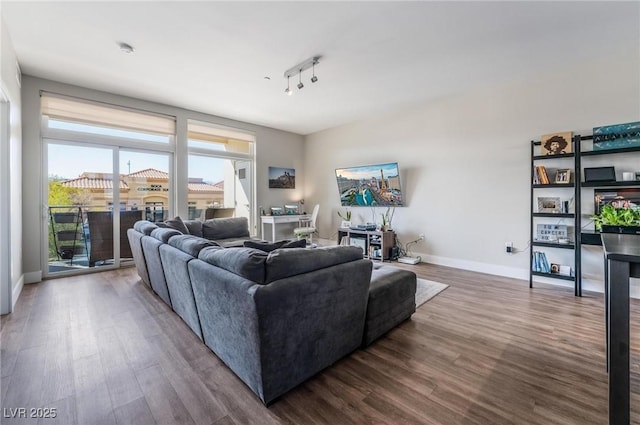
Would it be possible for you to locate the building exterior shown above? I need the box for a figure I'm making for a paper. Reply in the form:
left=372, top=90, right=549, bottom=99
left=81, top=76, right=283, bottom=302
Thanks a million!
left=60, top=168, right=224, bottom=220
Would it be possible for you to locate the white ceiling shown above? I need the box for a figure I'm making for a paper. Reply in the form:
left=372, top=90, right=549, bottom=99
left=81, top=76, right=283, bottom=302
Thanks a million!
left=2, top=1, right=638, bottom=135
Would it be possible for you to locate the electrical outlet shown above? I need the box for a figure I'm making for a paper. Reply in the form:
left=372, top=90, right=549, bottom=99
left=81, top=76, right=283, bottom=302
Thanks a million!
left=418, top=233, right=425, bottom=241
left=505, top=242, right=513, bottom=254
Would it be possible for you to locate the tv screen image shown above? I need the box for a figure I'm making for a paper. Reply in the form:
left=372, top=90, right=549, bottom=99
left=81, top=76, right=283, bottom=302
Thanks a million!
left=335, top=162, right=404, bottom=207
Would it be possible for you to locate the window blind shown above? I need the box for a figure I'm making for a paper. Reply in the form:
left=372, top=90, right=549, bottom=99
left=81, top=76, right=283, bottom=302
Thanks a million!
left=41, top=94, right=175, bottom=136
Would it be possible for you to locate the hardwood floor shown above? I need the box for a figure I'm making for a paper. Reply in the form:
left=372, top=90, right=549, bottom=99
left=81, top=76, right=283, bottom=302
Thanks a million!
left=1, top=263, right=637, bottom=424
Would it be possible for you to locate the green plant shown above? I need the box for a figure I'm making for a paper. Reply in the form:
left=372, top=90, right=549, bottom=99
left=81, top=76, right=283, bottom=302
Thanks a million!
left=591, top=204, right=640, bottom=230
left=380, top=207, right=395, bottom=229
left=337, top=208, right=352, bottom=221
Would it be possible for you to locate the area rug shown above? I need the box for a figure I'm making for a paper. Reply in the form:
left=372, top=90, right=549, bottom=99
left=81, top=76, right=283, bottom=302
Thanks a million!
left=415, top=278, right=448, bottom=308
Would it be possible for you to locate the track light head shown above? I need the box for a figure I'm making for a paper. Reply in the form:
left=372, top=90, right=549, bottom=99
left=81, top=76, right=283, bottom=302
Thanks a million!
left=283, top=56, right=320, bottom=95
left=285, top=76, right=292, bottom=95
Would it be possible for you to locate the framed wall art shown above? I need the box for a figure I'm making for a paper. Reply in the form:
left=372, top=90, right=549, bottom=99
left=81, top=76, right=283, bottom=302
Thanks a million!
left=268, top=167, right=295, bottom=189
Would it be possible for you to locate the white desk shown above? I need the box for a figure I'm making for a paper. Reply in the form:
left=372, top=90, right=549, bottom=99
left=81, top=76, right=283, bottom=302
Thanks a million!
left=261, top=214, right=308, bottom=242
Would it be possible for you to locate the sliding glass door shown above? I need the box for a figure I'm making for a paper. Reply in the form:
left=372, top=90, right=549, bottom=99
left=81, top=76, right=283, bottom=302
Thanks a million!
left=45, top=142, right=171, bottom=276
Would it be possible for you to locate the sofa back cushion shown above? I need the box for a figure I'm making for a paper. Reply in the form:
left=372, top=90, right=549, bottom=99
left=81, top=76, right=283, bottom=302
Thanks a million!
left=150, top=227, right=182, bottom=243
left=183, top=220, right=203, bottom=237
left=264, top=246, right=363, bottom=284
left=168, top=235, right=220, bottom=258
left=133, top=220, right=158, bottom=235
left=203, top=217, right=250, bottom=240
left=198, top=246, right=267, bottom=284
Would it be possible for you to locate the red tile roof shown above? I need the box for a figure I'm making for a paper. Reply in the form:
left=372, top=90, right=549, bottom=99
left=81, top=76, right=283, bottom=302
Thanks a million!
left=62, top=176, right=129, bottom=190
left=61, top=169, right=222, bottom=193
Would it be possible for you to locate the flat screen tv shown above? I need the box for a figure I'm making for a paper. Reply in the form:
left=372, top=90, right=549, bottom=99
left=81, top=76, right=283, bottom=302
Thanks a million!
left=335, top=162, right=404, bottom=207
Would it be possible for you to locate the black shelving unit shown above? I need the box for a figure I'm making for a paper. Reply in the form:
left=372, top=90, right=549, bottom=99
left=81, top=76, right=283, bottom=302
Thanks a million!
left=530, top=134, right=640, bottom=296
left=529, top=136, right=582, bottom=296
left=578, top=140, right=640, bottom=250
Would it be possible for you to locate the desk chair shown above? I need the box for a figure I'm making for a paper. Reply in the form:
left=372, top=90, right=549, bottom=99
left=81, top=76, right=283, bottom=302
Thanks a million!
left=293, top=204, right=319, bottom=243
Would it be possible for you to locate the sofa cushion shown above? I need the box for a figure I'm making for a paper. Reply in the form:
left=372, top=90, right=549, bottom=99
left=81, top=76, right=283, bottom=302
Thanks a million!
left=198, top=246, right=267, bottom=284
left=168, top=234, right=220, bottom=257
left=163, top=216, right=189, bottom=234
left=264, top=245, right=363, bottom=284
left=203, top=217, right=250, bottom=240
left=184, top=220, right=203, bottom=238
left=150, top=227, right=182, bottom=243
left=133, top=220, right=158, bottom=235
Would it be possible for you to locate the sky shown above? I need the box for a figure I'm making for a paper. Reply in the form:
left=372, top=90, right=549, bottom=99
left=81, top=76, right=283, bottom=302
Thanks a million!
left=48, top=144, right=225, bottom=183
left=268, top=167, right=295, bottom=179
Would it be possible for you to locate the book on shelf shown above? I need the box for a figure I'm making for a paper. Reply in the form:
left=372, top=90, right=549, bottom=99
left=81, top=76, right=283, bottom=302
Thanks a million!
left=536, top=166, right=550, bottom=184
left=532, top=251, right=551, bottom=273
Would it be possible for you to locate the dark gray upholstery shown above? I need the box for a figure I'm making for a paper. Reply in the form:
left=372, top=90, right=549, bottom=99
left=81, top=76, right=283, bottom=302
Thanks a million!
left=264, top=246, right=363, bottom=284
left=188, top=251, right=372, bottom=404
left=127, top=228, right=150, bottom=287
left=163, top=216, right=190, bottom=234
left=243, top=239, right=307, bottom=252
left=203, top=217, right=250, bottom=240
left=133, top=220, right=158, bottom=235
left=142, top=228, right=181, bottom=306
left=183, top=219, right=203, bottom=237
left=160, top=236, right=217, bottom=340
left=363, top=267, right=417, bottom=347
left=151, top=227, right=182, bottom=243
left=198, top=247, right=268, bottom=284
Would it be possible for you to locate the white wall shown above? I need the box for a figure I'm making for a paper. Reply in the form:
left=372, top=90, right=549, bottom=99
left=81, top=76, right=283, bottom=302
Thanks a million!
left=0, top=15, right=23, bottom=314
left=21, top=76, right=304, bottom=283
left=305, top=48, right=640, bottom=292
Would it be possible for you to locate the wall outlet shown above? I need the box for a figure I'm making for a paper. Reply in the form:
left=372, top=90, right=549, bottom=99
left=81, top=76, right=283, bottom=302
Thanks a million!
left=505, top=242, right=514, bottom=254
left=418, top=233, right=425, bottom=241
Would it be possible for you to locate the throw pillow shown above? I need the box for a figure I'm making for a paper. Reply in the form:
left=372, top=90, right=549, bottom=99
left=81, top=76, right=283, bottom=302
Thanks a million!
left=163, top=216, right=189, bottom=235
left=243, top=240, right=287, bottom=252
left=281, top=239, right=307, bottom=248
left=243, top=238, right=307, bottom=252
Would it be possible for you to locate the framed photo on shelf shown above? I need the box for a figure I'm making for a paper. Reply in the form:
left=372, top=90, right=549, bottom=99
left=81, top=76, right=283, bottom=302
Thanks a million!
left=541, top=132, right=573, bottom=155
left=537, top=197, right=561, bottom=213
left=554, top=168, right=571, bottom=184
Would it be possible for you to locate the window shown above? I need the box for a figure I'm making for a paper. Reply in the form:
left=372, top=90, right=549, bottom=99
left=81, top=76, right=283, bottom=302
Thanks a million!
left=187, top=120, right=255, bottom=229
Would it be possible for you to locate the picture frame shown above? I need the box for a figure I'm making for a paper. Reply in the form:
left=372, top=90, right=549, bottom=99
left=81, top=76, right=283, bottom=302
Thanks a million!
left=541, top=132, right=573, bottom=155
left=268, top=167, right=295, bottom=189
left=554, top=168, right=571, bottom=184
left=537, top=197, right=561, bottom=213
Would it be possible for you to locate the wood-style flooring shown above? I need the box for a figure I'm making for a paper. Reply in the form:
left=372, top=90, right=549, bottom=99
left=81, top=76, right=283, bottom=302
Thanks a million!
left=1, top=263, right=637, bottom=424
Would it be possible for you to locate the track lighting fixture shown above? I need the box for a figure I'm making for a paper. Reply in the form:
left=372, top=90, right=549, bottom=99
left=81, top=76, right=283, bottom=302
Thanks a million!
left=283, top=55, right=321, bottom=95
left=284, top=75, right=292, bottom=96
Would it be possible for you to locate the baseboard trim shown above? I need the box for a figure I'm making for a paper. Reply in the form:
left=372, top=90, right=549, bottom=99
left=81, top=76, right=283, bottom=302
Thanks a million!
left=24, top=270, right=42, bottom=284
left=415, top=251, right=640, bottom=298
left=11, top=275, right=24, bottom=310
left=417, top=252, right=527, bottom=280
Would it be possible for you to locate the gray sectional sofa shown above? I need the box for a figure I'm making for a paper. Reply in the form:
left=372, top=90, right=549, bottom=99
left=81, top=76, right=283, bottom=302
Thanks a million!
left=127, top=218, right=373, bottom=404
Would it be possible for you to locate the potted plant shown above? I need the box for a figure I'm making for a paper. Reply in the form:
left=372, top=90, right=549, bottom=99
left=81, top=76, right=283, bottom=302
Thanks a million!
left=337, top=208, right=352, bottom=228
left=591, top=204, right=640, bottom=234
left=380, top=207, right=395, bottom=232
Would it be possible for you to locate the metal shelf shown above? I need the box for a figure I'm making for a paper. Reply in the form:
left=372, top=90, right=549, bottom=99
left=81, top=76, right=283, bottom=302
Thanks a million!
left=533, top=213, right=575, bottom=218
left=532, top=241, right=575, bottom=250
left=531, top=271, right=575, bottom=282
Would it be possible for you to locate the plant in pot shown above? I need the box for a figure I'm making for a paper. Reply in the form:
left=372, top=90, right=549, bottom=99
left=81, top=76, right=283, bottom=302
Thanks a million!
left=591, top=204, right=640, bottom=234
left=337, top=208, right=352, bottom=228
left=380, top=207, right=395, bottom=232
